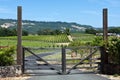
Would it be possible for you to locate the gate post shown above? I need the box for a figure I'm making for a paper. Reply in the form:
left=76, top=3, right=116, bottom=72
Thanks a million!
left=103, top=8, right=108, bottom=64
left=17, top=6, right=22, bottom=65
left=89, top=47, right=92, bottom=69
left=103, top=8, right=108, bottom=46
left=22, top=47, right=25, bottom=73
left=61, top=47, right=66, bottom=74
left=100, top=8, right=108, bottom=74
left=100, top=46, right=108, bottom=73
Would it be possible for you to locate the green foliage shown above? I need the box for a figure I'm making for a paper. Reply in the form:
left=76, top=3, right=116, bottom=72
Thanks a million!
left=0, top=27, right=28, bottom=37
left=85, top=28, right=97, bottom=34
left=69, top=40, right=85, bottom=47
left=37, top=28, right=71, bottom=35
left=22, top=35, right=69, bottom=43
left=107, top=37, right=120, bottom=64
left=0, top=35, right=70, bottom=47
left=22, top=30, right=29, bottom=36
left=69, top=34, right=104, bottom=47
left=37, top=29, right=62, bottom=35
left=108, top=27, right=120, bottom=34
left=90, top=36, right=104, bottom=46
left=0, top=27, right=15, bottom=36
left=0, top=46, right=15, bottom=66
left=71, top=33, right=95, bottom=43
left=64, top=28, right=70, bottom=35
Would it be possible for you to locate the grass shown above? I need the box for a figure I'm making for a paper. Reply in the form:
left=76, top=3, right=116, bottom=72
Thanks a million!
left=71, top=33, right=95, bottom=43
left=0, top=34, right=69, bottom=42
left=0, top=33, right=100, bottom=47
left=0, top=34, right=70, bottom=47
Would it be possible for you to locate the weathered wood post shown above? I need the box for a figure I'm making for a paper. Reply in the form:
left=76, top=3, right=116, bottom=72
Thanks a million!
left=61, top=47, right=66, bottom=74
left=22, top=47, right=25, bottom=73
left=103, top=8, right=108, bottom=45
left=89, top=47, right=92, bottom=69
left=17, top=6, right=22, bottom=65
left=100, top=8, right=108, bottom=73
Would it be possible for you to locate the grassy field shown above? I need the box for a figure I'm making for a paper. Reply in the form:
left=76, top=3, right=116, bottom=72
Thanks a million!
left=0, top=33, right=96, bottom=47
left=71, top=33, right=95, bottom=43
left=0, top=34, right=70, bottom=47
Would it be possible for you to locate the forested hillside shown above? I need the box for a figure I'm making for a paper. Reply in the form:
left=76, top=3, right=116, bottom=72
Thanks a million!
left=0, top=19, right=93, bottom=34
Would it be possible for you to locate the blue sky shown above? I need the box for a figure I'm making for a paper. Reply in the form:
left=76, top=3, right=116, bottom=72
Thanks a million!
left=0, top=0, right=120, bottom=28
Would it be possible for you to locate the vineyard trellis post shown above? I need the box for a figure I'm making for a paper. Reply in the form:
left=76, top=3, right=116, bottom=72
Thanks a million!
left=17, top=6, right=22, bottom=65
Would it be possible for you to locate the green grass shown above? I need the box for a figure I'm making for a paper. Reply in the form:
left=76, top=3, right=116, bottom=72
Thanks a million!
left=0, top=40, right=17, bottom=46
left=0, top=40, right=62, bottom=47
left=71, top=33, right=95, bottom=43
left=0, top=33, right=102, bottom=47
left=0, top=34, right=69, bottom=42
left=71, top=33, right=94, bottom=37
left=0, top=35, right=69, bottom=47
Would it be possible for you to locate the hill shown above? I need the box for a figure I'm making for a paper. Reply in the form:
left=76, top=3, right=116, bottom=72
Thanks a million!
left=0, top=19, right=93, bottom=34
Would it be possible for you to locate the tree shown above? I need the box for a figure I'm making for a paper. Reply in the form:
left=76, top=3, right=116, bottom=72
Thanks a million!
left=64, top=28, right=70, bottom=35
left=108, top=28, right=120, bottom=34
left=0, top=28, right=12, bottom=36
left=54, top=29, right=62, bottom=35
left=22, top=30, right=28, bottom=36
left=85, top=28, right=97, bottom=34
left=0, top=27, right=28, bottom=36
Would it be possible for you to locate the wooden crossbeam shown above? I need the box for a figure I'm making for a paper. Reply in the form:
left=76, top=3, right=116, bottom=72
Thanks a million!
left=67, top=48, right=98, bottom=74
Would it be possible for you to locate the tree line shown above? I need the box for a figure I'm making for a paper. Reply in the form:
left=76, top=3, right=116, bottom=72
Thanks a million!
left=85, top=27, right=120, bottom=34
left=0, top=27, right=28, bottom=37
left=37, top=28, right=70, bottom=35
left=0, top=27, right=70, bottom=36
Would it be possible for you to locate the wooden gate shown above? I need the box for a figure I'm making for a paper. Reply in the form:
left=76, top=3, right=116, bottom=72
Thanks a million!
left=22, top=46, right=101, bottom=75
left=22, top=47, right=63, bottom=75
left=64, top=46, right=101, bottom=74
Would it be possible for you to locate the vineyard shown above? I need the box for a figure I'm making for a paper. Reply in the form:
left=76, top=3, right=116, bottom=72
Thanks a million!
left=71, top=33, right=95, bottom=42
left=0, top=33, right=98, bottom=48
left=0, top=34, right=70, bottom=47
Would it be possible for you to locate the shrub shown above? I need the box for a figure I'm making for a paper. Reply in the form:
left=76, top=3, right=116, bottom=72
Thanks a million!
left=69, top=40, right=85, bottom=47
left=91, top=36, right=103, bottom=46
left=0, top=46, right=15, bottom=66
left=107, top=37, right=120, bottom=64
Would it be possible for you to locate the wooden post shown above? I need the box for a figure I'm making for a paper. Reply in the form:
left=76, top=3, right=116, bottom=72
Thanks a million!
left=22, top=47, right=25, bottom=73
left=103, top=8, right=108, bottom=46
left=61, top=47, right=66, bottom=75
left=100, top=46, right=108, bottom=73
left=89, top=47, right=92, bottom=69
left=103, top=8, right=108, bottom=64
left=17, top=6, right=22, bottom=65
left=100, top=8, right=108, bottom=74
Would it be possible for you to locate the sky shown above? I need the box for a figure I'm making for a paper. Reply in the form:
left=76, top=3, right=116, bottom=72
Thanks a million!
left=0, top=0, right=120, bottom=28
